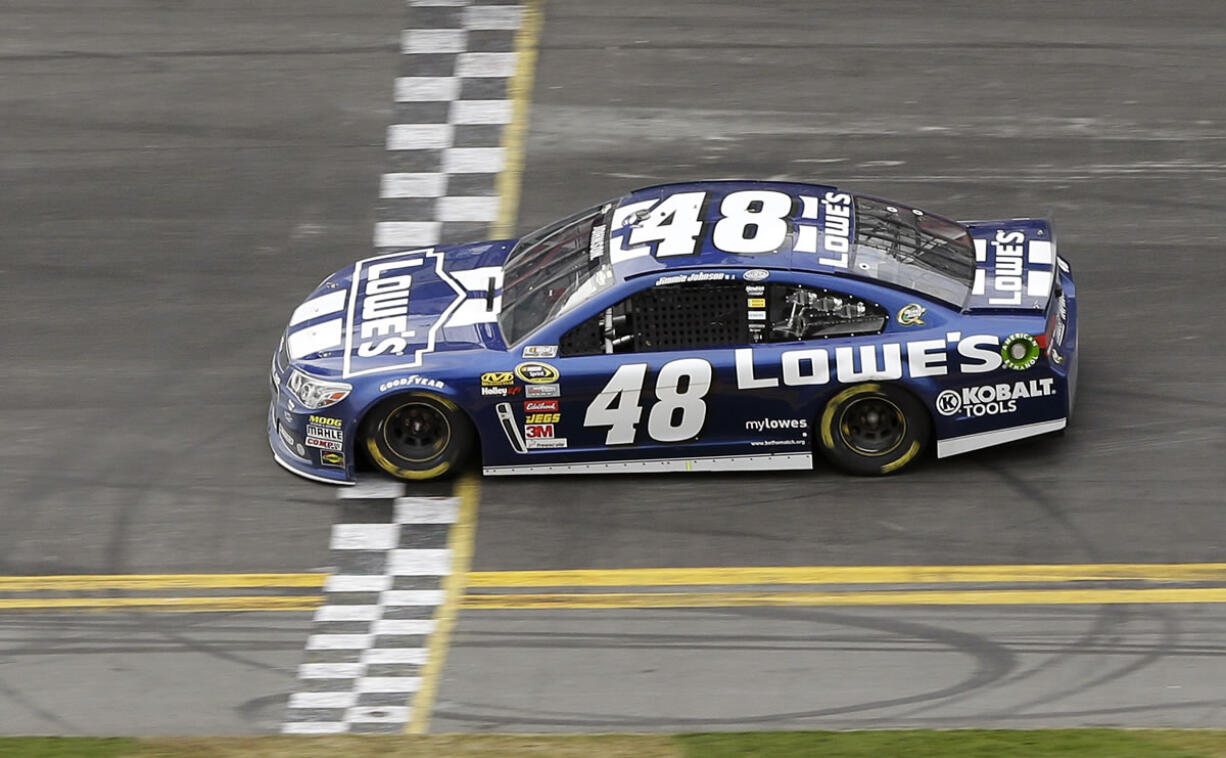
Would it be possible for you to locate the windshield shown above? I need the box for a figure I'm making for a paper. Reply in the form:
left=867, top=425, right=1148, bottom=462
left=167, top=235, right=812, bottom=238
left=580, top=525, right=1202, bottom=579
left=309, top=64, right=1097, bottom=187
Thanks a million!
left=498, top=204, right=612, bottom=345
left=851, top=196, right=976, bottom=306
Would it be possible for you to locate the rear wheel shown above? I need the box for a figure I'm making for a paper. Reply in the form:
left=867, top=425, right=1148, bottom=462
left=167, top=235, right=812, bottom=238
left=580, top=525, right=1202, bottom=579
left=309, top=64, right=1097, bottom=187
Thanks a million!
left=361, top=394, right=472, bottom=480
left=817, top=383, right=929, bottom=476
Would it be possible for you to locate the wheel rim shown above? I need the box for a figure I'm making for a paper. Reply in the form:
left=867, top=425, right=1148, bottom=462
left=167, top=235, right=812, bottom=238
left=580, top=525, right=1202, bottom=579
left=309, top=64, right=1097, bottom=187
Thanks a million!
left=382, top=402, right=451, bottom=463
left=838, top=396, right=906, bottom=456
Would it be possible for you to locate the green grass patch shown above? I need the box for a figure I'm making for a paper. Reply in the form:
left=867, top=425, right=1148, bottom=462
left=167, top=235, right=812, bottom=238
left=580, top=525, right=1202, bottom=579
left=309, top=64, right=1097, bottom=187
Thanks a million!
left=0, top=738, right=137, bottom=758
left=2, top=730, right=1226, bottom=758
left=676, top=730, right=1226, bottom=758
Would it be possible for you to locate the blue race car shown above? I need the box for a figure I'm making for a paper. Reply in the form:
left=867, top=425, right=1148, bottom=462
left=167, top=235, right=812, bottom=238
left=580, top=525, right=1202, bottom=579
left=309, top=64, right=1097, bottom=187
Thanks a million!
left=269, top=180, right=1077, bottom=484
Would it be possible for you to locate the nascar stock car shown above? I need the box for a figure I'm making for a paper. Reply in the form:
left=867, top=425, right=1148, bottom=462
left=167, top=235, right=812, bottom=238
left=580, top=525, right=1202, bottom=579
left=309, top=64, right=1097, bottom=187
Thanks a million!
left=269, top=180, right=1077, bottom=484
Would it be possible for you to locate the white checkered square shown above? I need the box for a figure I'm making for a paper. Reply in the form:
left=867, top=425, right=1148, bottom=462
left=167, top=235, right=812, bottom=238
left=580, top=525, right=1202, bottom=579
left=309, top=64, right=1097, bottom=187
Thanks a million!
left=402, top=29, right=468, bottom=54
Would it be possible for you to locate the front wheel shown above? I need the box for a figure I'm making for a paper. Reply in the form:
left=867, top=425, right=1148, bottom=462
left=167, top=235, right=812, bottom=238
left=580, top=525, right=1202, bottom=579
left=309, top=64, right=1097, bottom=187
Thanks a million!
left=361, top=394, right=473, bottom=480
left=817, top=383, right=929, bottom=476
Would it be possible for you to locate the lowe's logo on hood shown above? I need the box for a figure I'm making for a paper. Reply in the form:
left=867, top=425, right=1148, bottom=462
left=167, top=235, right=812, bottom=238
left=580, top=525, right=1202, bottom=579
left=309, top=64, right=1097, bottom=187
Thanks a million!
left=284, top=247, right=505, bottom=378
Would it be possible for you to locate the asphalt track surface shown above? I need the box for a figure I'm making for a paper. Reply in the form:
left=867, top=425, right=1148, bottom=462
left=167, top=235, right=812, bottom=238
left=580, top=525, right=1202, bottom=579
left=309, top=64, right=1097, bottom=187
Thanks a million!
left=4, top=0, right=1226, bottom=736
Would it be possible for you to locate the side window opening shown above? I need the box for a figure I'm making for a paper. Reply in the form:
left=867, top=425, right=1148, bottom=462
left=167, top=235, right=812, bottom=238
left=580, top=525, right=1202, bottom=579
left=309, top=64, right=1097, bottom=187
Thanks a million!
left=765, top=284, right=887, bottom=342
left=560, top=280, right=749, bottom=356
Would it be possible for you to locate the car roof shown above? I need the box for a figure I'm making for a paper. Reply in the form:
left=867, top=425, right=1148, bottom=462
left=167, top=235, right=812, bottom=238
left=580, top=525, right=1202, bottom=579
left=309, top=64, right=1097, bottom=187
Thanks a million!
left=606, top=180, right=842, bottom=282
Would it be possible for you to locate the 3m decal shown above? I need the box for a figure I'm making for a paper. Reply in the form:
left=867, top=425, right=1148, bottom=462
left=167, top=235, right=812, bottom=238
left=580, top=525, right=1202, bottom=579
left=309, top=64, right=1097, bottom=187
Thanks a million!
left=897, top=303, right=926, bottom=326
left=524, top=412, right=561, bottom=424
left=524, top=423, right=555, bottom=439
left=524, top=399, right=559, bottom=412
left=308, top=416, right=342, bottom=428
left=1000, top=333, right=1041, bottom=371
left=936, top=378, right=1056, bottom=418
left=379, top=374, right=445, bottom=392
left=521, top=345, right=558, bottom=359
left=320, top=451, right=345, bottom=468
left=585, top=359, right=712, bottom=445
left=515, top=362, right=560, bottom=384
left=525, top=383, right=561, bottom=398
left=481, top=371, right=514, bottom=387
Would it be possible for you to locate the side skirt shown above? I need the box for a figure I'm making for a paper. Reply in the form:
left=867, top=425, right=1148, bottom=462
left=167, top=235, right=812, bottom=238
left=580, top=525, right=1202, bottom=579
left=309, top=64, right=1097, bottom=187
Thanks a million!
left=936, top=418, right=1067, bottom=458
left=483, top=452, right=814, bottom=477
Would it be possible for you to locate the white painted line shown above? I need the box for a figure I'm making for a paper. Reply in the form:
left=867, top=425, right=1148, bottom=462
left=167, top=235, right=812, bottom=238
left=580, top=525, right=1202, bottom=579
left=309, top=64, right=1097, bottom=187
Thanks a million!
left=374, top=221, right=442, bottom=247
left=401, top=29, right=468, bottom=55
left=298, top=662, right=365, bottom=679
left=289, top=290, right=347, bottom=327
left=339, top=479, right=406, bottom=500
left=411, top=0, right=467, bottom=6
left=381, top=172, right=447, bottom=198
left=387, top=123, right=454, bottom=150
left=381, top=589, right=447, bottom=606
left=394, top=497, right=460, bottom=524
left=373, top=618, right=437, bottom=636
left=1027, top=270, right=1053, bottom=296
left=345, top=705, right=411, bottom=723
left=456, top=52, right=518, bottom=77
left=438, top=195, right=500, bottom=221
left=450, top=99, right=512, bottom=124
left=394, top=76, right=461, bottom=103
left=387, top=548, right=452, bottom=576
left=1028, top=239, right=1053, bottom=264
left=282, top=721, right=347, bottom=735
left=314, top=604, right=381, bottom=622
left=362, top=647, right=429, bottom=665
left=307, top=634, right=374, bottom=650
left=288, top=691, right=358, bottom=709
left=356, top=676, right=423, bottom=693
left=445, top=297, right=500, bottom=327
left=443, top=146, right=506, bottom=173
left=937, top=418, right=1067, bottom=458
left=324, top=574, right=392, bottom=593
left=462, top=6, right=523, bottom=29
left=330, top=523, right=401, bottom=551
left=286, top=318, right=343, bottom=360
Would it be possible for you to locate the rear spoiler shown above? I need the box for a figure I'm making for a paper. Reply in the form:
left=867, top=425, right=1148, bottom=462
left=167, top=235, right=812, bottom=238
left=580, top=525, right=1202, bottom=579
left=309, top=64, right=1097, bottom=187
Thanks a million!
left=960, top=218, right=1057, bottom=313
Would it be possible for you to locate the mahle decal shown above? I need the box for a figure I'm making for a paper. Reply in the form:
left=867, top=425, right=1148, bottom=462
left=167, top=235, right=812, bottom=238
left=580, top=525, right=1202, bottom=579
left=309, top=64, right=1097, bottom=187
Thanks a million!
left=897, top=303, right=926, bottom=326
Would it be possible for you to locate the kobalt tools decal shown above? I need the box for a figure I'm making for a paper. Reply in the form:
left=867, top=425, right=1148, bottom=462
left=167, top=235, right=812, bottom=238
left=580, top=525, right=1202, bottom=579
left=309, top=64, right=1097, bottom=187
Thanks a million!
left=935, top=378, right=1056, bottom=418
left=341, top=248, right=466, bottom=379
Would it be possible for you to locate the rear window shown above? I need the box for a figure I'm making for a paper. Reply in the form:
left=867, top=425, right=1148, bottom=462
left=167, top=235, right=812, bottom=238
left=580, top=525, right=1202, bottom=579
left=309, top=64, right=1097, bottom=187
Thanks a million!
left=852, top=196, right=976, bottom=306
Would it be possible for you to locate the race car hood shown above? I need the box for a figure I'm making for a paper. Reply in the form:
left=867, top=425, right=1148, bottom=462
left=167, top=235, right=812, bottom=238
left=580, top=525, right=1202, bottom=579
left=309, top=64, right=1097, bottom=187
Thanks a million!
left=283, top=239, right=515, bottom=378
left=962, top=218, right=1058, bottom=312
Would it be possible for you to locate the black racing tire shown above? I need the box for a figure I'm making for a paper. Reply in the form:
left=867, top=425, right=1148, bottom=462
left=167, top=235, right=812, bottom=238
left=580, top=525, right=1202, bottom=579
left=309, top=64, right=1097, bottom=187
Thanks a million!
left=360, top=393, right=473, bottom=481
left=816, top=383, right=929, bottom=476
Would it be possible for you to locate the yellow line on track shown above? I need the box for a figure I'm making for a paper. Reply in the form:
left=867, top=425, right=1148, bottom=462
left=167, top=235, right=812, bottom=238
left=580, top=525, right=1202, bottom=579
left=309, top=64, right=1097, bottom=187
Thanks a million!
left=0, top=573, right=326, bottom=591
left=465, top=563, right=1226, bottom=587
left=489, top=0, right=542, bottom=240
left=405, top=472, right=482, bottom=734
left=0, top=596, right=322, bottom=612
left=462, top=588, right=1226, bottom=609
